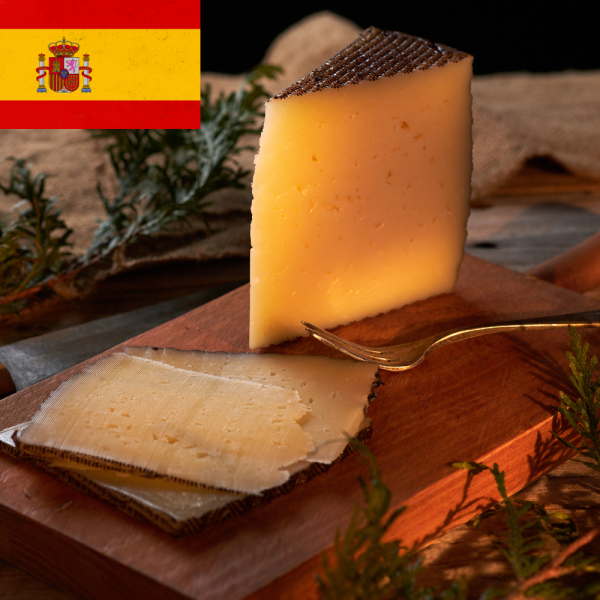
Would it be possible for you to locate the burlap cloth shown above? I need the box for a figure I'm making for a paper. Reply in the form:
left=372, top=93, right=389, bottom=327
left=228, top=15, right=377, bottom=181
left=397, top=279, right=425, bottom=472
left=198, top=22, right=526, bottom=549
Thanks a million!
left=2, top=11, right=599, bottom=280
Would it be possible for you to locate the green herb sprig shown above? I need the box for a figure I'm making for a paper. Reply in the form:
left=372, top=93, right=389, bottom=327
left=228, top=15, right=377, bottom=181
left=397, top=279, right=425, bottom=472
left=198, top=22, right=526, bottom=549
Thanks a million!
left=199, top=64, right=281, bottom=198
left=553, top=325, right=600, bottom=472
left=0, top=158, right=73, bottom=311
left=0, top=65, right=280, bottom=311
left=320, top=446, right=600, bottom=600
left=321, top=379, right=600, bottom=600
left=454, top=461, right=600, bottom=599
left=317, top=439, right=468, bottom=600
left=85, top=65, right=280, bottom=265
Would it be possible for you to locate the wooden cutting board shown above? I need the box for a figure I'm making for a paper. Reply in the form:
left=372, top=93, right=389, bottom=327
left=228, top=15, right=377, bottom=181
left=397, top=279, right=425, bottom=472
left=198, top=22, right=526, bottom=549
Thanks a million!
left=0, top=253, right=598, bottom=600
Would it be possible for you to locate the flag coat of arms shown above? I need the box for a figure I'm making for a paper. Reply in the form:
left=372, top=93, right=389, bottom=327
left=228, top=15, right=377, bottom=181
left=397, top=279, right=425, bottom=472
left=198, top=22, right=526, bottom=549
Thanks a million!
left=0, top=0, right=200, bottom=127
left=49, top=56, right=80, bottom=92
left=36, top=37, right=92, bottom=95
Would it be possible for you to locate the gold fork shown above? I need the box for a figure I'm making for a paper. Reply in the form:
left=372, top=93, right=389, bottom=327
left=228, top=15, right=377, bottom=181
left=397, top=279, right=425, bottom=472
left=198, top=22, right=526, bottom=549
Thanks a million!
left=302, top=310, right=600, bottom=371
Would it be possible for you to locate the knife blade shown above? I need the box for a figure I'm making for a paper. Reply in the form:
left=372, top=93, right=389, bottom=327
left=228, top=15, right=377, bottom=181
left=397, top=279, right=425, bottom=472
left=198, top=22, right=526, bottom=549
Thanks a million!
left=0, top=281, right=245, bottom=396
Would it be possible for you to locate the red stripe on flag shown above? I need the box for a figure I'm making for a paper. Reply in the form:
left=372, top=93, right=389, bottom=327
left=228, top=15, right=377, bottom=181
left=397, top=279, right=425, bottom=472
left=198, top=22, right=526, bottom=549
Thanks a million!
left=0, top=101, right=200, bottom=128
left=0, top=0, right=200, bottom=28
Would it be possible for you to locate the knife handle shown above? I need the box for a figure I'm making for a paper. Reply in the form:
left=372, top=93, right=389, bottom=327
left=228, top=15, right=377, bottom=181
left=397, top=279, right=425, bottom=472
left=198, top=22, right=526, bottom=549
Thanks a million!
left=0, top=362, right=16, bottom=398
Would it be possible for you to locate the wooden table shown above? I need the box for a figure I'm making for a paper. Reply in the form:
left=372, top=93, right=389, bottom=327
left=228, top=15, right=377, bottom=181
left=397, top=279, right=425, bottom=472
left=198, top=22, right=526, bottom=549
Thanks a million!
left=1, top=157, right=600, bottom=598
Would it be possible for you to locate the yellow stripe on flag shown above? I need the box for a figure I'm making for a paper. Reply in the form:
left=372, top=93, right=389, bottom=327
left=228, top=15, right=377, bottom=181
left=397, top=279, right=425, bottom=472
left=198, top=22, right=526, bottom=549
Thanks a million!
left=1, top=29, right=200, bottom=100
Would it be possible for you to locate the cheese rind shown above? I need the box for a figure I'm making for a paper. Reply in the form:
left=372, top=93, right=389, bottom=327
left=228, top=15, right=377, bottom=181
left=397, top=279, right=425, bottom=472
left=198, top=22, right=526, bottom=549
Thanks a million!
left=274, top=27, right=471, bottom=98
left=2, top=418, right=373, bottom=535
left=249, top=29, right=472, bottom=348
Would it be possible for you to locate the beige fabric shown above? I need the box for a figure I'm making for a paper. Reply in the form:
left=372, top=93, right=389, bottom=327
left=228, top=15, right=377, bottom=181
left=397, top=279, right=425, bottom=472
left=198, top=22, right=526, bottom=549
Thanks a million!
left=472, top=71, right=600, bottom=196
left=0, top=130, right=119, bottom=255
left=1, top=11, right=599, bottom=277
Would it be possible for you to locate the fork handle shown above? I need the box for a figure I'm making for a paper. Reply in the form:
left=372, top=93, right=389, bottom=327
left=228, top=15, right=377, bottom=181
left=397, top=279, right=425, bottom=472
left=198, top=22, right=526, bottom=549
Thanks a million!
left=430, top=309, right=600, bottom=351
left=499, top=309, right=600, bottom=327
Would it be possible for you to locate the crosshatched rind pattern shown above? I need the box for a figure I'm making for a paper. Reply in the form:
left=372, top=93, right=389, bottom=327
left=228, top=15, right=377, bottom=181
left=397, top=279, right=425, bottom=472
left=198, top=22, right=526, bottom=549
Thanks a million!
left=273, top=26, right=471, bottom=99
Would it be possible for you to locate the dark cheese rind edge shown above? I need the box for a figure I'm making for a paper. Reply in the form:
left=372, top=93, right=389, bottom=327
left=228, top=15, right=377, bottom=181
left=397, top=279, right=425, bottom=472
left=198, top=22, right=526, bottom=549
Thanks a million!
left=4, top=419, right=375, bottom=537
left=13, top=375, right=381, bottom=494
left=273, top=26, right=471, bottom=100
left=8, top=350, right=382, bottom=535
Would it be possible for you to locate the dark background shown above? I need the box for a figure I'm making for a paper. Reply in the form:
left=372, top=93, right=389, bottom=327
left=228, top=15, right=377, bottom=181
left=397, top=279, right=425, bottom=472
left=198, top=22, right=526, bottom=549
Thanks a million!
left=202, top=4, right=599, bottom=76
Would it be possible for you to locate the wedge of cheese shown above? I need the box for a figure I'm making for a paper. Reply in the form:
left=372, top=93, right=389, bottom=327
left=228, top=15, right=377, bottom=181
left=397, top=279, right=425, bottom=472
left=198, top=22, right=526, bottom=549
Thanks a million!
left=250, top=27, right=473, bottom=348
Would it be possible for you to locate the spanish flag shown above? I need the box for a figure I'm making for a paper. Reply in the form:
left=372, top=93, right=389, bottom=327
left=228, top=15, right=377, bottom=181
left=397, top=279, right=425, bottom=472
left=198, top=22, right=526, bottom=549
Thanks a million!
left=0, top=0, right=200, bottom=127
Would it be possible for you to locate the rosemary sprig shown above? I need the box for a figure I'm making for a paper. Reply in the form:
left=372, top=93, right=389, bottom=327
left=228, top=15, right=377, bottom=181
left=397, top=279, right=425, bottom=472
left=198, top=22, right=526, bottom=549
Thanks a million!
left=552, top=325, right=600, bottom=472
left=0, top=65, right=280, bottom=310
left=320, top=446, right=600, bottom=599
left=0, top=158, right=73, bottom=311
left=199, top=64, right=281, bottom=198
left=85, top=65, right=281, bottom=265
left=454, top=461, right=600, bottom=599
left=83, top=128, right=206, bottom=264
left=317, top=439, right=467, bottom=600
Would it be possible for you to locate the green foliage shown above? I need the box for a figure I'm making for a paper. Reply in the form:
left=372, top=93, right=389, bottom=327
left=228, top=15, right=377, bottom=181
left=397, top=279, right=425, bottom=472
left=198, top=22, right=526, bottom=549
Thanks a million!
left=553, top=325, right=600, bottom=472
left=454, top=462, right=600, bottom=599
left=317, top=439, right=468, bottom=600
left=86, top=65, right=280, bottom=263
left=320, top=329, right=600, bottom=598
left=0, top=65, right=280, bottom=307
left=455, top=462, right=572, bottom=579
left=319, top=444, right=600, bottom=600
left=199, top=64, right=281, bottom=198
left=0, top=158, right=73, bottom=310
left=84, top=128, right=209, bottom=263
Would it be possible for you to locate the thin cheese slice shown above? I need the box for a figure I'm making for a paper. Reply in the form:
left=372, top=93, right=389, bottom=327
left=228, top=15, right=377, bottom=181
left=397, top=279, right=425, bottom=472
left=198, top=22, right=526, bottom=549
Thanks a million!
left=17, top=354, right=314, bottom=494
left=13, top=351, right=378, bottom=527
left=0, top=423, right=245, bottom=527
left=81, top=468, right=242, bottom=521
left=3, top=417, right=371, bottom=535
left=124, top=347, right=378, bottom=463
left=250, top=27, right=473, bottom=348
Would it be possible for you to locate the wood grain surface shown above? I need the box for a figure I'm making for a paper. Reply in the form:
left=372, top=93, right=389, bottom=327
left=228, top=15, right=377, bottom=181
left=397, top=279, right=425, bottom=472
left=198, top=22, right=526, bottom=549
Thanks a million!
left=0, top=254, right=598, bottom=600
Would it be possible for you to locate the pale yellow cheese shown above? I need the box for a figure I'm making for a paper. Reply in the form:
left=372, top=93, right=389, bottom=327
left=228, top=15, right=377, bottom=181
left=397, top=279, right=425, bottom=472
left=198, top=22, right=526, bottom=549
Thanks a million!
left=3, top=416, right=371, bottom=530
left=124, top=347, right=377, bottom=463
left=250, top=58, right=473, bottom=348
left=18, top=351, right=378, bottom=496
left=0, top=423, right=244, bottom=523
left=52, top=459, right=245, bottom=522
left=83, top=468, right=242, bottom=521
left=19, top=353, right=314, bottom=494
left=7, top=347, right=377, bottom=527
